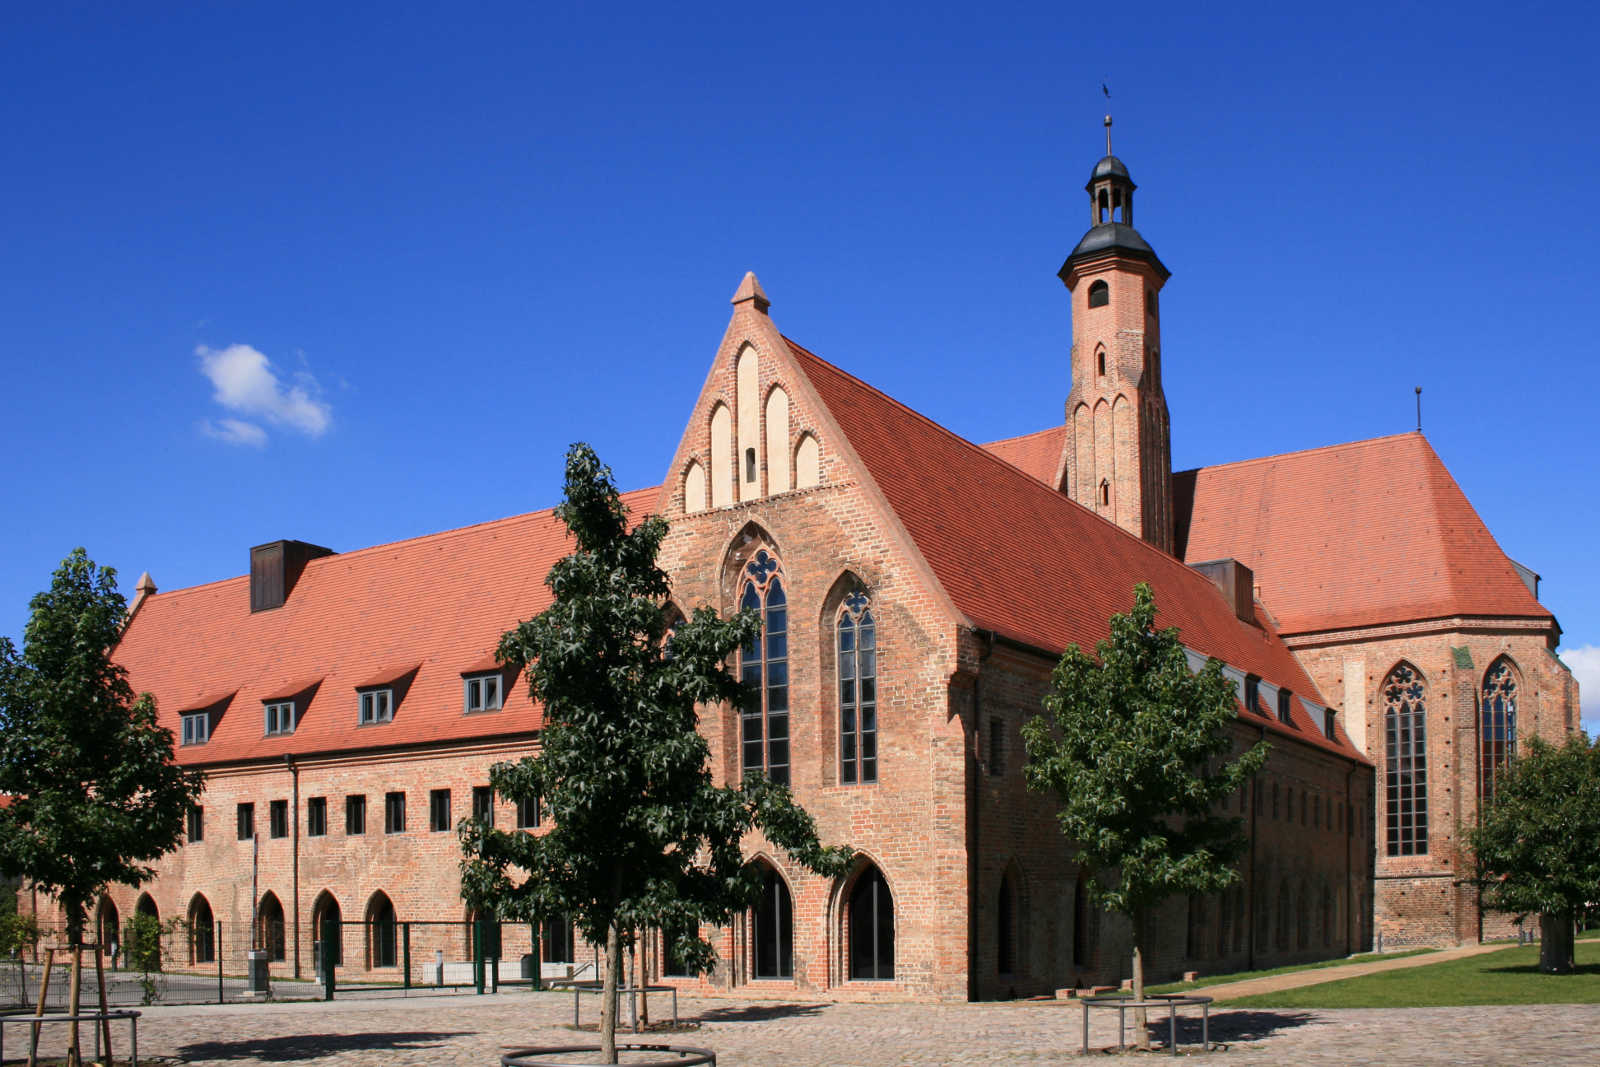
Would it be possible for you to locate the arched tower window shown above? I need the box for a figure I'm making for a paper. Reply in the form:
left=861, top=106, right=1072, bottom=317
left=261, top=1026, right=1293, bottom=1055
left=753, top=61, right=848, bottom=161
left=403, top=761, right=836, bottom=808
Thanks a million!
left=740, top=549, right=789, bottom=786
left=848, top=864, right=894, bottom=980
left=1088, top=279, right=1109, bottom=308
left=752, top=863, right=793, bottom=979
left=838, top=591, right=878, bottom=785
left=1383, top=663, right=1429, bottom=856
left=1099, top=480, right=1110, bottom=507
left=1480, top=659, right=1518, bottom=804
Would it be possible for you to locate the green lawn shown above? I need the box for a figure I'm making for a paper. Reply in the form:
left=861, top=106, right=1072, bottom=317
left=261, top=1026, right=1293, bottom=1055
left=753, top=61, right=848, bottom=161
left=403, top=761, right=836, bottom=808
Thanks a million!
left=1219, top=940, right=1600, bottom=1008
left=1146, top=949, right=1435, bottom=995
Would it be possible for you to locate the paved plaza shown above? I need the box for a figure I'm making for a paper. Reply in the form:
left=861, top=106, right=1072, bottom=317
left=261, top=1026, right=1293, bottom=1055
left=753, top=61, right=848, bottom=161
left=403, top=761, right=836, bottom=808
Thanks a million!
left=14, top=986, right=1596, bottom=1066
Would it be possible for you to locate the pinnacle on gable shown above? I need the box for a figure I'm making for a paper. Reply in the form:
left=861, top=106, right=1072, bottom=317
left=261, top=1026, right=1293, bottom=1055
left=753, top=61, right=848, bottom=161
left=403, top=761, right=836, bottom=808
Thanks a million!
left=730, top=271, right=771, bottom=314
left=136, top=571, right=157, bottom=595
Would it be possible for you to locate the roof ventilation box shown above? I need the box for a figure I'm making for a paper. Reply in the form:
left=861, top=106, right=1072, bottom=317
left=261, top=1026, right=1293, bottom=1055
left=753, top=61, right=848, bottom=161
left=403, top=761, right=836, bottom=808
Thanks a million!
left=250, top=540, right=334, bottom=612
left=1190, top=558, right=1255, bottom=626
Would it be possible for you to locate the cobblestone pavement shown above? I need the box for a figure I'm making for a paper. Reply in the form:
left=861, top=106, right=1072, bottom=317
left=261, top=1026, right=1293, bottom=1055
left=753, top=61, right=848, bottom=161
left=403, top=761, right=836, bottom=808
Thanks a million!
left=18, top=988, right=1596, bottom=1065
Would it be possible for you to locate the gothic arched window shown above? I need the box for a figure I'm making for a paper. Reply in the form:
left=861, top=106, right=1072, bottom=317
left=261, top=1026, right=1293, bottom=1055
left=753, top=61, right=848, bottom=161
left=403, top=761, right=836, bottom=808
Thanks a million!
left=838, top=591, right=878, bottom=785
left=752, top=863, right=793, bottom=979
left=740, top=550, right=789, bottom=786
left=1480, top=659, right=1518, bottom=804
left=849, top=865, right=894, bottom=980
left=1383, top=663, right=1429, bottom=856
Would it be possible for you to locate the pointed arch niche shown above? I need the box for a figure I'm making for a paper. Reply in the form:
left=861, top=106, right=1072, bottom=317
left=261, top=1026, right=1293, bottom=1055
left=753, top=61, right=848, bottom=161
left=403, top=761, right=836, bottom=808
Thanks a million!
left=682, top=459, right=707, bottom=515
left=257, top=891, right=286, bottom=961
left=794, top=432, right=821, bottom=489
left=189, top=894, right=215, bottom=964
left=312, top=891, right=343, bottom=967
left=365, top=891, right=398, bottom=969
left=845, top=861, right=894, bottom=981
left=709, top=403, right=733, bottom=508
left=736, top=344, right=760, bottom=502
left=765, top=385, right=791, bottom=493
left=749, top=860, right=794, bottom=980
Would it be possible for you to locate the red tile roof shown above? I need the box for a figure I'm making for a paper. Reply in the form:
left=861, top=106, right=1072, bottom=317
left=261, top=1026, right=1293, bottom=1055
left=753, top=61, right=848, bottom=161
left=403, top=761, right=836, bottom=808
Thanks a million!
left=1174, top=434, right=1550, bottom=636
left=115, top=488, right=658, bottom=766
left=981, top=425, right=1065, bottom=487
left=786, top=339, right=1364, bottom=761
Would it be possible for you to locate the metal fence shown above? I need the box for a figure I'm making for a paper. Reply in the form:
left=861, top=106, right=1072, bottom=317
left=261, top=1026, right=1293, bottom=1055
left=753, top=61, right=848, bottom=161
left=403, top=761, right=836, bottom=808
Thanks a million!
left=2, top=919, right=598, bottom=1008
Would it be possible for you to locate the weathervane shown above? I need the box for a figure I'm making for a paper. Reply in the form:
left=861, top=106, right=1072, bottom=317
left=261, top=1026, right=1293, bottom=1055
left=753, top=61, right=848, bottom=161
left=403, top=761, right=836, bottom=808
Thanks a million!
left=1415, top=386, right=1423, bottom=433
left=1102, top=80, right=1113, bottom=154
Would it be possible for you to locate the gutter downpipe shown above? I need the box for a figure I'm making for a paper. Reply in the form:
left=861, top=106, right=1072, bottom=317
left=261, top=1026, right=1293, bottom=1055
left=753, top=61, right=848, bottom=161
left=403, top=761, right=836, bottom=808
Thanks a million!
left=968, top=629, right=996, bottom=1002
left=1247, top=723, right=1265, bottom=972
left=286, top=753, right=301, bottom=978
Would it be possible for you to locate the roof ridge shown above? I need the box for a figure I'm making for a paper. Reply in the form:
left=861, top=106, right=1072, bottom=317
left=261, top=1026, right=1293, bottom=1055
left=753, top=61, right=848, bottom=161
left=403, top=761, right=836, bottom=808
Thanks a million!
left=140, top=486, right=661, bottom=604
left=784, top=336, right=1279, bottom=605
left=1175, top=431, right=1425, bottom=477
left=982, top=424, right=1064, bottom=447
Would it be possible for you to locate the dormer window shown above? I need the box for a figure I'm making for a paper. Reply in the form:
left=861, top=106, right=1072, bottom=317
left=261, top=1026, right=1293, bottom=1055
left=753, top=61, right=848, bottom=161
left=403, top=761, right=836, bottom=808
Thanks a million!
left=359, top=689, right=393, bottom=725
left=464, top=673, right=503, bottom=714
left=264, top=701, right=297, bottom=736
left=1245, top=675, right=1262, bottom=715
left=1277, top=688, right=1294, bottom=725
left=181, top=712, right=210, bottom=746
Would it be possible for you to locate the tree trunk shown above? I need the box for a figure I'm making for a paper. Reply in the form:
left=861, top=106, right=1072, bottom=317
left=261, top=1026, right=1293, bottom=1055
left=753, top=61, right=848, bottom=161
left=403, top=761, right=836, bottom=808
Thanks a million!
left=64, top=900, right=85, bottom=1067
left=1539, top=912, right=1575, bottom=974
left=600, top=922, right=622, bottom=1064
left=1131, top=909, right=1149, bottom=1052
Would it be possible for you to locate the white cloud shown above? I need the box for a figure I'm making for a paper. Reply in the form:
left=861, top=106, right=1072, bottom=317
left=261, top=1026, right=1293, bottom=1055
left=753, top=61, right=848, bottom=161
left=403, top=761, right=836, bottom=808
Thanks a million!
left=1562, top=644, right=1600, bottom=737
left=200, top=417, right=268, bottom=448
left=196, top=343, right=332, bottom=441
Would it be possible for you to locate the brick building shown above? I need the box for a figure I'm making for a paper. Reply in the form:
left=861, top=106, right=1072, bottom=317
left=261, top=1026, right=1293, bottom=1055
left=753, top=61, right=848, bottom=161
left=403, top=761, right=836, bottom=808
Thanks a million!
left=39, top=140, right=1575, bottom=999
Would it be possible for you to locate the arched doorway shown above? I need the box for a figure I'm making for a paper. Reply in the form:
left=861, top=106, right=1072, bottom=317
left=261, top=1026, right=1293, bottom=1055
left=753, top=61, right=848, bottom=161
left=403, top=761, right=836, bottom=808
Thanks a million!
left=311, top=892, right=343, bottom=967
left=95, top=898, right=120, bottom=952
left=132, top=894, right=161, bottom=970
left=847, top=864, right=893, bottom=981
left=135, top=894, right=158, bottom=921
left=188, top=895, right=215, bottom=964
left=257, top=892, right=286, bottom=962
left=751, top=863, right=793, bottom=979
left=366, top=892, right=397, bottom=969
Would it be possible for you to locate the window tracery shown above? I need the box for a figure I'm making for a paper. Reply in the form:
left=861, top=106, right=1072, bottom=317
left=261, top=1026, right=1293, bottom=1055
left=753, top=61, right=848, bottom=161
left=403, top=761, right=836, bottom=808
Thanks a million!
left=740, top=549, right=789, bottom=786
left=1480, top=659, right=1518, bottom=804
left=1383, top=663, right=1429, bottom=856
left=838, top=590, right=878, bottom=785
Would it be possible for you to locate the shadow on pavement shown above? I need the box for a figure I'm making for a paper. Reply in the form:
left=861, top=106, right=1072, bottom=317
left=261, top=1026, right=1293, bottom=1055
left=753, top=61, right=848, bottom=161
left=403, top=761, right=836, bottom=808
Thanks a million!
left=177, top=1030, right=475, bottom=1061
left=694, top=1002, right=829, bottom=1023
left=1203, top=1009, right=1318, bottom=1042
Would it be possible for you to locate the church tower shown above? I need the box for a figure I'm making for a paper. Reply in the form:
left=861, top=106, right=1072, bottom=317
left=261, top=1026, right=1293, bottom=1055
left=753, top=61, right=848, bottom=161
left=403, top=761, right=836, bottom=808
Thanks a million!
left=1058, top=118, right=1174, bottom=554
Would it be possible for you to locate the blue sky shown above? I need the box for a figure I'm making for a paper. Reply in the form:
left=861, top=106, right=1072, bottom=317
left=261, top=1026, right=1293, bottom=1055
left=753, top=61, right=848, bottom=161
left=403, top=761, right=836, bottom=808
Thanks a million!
left=2, top=3, right=1595, bottom=731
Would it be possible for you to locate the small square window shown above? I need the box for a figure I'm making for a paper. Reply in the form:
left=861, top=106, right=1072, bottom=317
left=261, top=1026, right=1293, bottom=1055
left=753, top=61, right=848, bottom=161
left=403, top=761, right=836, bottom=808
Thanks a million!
left=384, top=791, right=406, bottom=834
left=264, top=701, right=296, bottom=736
left=359, top=689, right=393, bottom=724
left=516, top=794, right=542, bottom=829
left=430, top=788, right=452, bottom=832
left=464, top=674, right=503, bottom=714
left=181, top=712, right=210, bottom=746
left=187, top=805, right=204, bottom=843
left=307, top=797, right=327, bottom=837
left=269, top=799, right=289, bottom=839
left=237, top=802, right=255, bottom=841
left=345, top=794, right=367, bottom=835
left=472, top=786, right=494, bottom=826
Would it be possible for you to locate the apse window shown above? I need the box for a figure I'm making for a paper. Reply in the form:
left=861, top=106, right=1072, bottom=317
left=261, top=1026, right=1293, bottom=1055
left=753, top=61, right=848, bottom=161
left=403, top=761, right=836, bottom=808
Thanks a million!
left=359, top=688, right=393, bottom=724
left=264, top=700, right=296, bottom=736
left=463, top=673, right=502, bottom=714
left=181, top=712, right=209, bottom=746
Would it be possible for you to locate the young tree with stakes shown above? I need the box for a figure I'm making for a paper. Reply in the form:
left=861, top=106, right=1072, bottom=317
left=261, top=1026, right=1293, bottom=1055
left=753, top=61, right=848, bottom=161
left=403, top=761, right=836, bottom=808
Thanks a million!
left=1022, top=583, right=1267, bottom=1049
left=1467, top=732, right=1600, bottom=974
left=0, top=549, right=204, bottom=1064
left=460, top=444, right=851, bottom=1064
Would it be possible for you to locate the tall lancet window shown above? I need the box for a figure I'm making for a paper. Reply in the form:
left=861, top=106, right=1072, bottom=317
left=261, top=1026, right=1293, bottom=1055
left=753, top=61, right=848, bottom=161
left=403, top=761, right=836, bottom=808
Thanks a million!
left=1480, top=659, right=1518, bottom=805
left=1383, top=663, right=1429, bottom=856
left=740, top=550, right=789, bottom=786
left=838, top=591, right=878, bottom=785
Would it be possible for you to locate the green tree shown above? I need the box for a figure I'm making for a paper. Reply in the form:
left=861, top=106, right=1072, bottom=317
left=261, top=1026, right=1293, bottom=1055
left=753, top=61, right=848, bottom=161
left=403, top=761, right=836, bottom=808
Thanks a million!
left=460, top=444, right=850, bottom=1064
left=1022, top=583, right=1267, bottom=1048
left=1466, top=732, right=1600, bottom=974
left=0, top=549, right=204, bottom=1029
